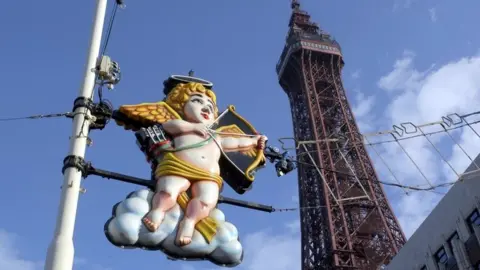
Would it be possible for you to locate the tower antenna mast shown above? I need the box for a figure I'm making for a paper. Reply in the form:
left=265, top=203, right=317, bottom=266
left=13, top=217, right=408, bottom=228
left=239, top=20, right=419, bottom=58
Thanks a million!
left=44, top=0, right=108, bottom=269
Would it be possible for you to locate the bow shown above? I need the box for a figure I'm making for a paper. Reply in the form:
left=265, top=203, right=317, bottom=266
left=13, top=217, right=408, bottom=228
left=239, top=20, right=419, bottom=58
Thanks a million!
left=208, top=105, right=268, bottom=194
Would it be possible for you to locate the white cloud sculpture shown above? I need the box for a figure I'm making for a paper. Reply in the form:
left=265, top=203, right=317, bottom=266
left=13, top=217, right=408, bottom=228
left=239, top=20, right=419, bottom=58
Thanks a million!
left=104, top=189, right=243, bottom=267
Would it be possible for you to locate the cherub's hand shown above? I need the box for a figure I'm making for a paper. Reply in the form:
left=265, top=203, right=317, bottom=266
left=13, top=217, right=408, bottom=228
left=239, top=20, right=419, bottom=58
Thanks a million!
left=192, top=123, right=210, bottom=138
left=257, top=135, right=268, bottom=150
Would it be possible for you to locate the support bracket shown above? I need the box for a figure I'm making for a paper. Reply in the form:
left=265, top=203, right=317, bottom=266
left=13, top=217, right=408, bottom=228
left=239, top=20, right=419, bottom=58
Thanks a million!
left=74, top=160, right=275, bottom=213
left=70, top=97, right=113, bottom=130
left=62, top=155, right=88, bottom=177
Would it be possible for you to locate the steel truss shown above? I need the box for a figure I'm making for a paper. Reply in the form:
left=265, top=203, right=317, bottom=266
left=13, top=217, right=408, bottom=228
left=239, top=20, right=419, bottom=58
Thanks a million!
left=279, top=46, right=406, bottom=269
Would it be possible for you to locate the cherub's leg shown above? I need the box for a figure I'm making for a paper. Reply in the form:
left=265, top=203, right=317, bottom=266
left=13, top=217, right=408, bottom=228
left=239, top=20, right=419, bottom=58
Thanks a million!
left=176, top=181, right=219, bottom=246
left=143, top=175, right=190, bottom=232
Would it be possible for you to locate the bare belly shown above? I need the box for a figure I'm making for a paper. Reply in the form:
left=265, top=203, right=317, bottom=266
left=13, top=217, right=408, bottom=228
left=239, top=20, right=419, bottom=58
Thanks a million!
left=173, top=135, right=221, bottom=175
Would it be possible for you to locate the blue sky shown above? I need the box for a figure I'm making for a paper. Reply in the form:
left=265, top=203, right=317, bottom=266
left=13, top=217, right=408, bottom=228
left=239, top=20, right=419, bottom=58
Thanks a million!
left=1, top=0, right=480, bottom=270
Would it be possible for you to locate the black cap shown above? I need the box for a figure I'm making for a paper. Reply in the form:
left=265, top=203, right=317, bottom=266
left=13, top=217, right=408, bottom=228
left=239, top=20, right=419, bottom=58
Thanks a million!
left=162, top=73, right=214, bottom=96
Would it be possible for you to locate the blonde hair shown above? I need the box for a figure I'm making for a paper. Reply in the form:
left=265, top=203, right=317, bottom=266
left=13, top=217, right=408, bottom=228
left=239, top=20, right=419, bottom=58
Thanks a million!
left=165, top=82, right=218, bottom=117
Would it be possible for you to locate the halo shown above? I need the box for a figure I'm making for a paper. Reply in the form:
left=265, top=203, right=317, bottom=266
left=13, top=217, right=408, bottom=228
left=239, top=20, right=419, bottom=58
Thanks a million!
left=163, top=74, right=214, bottom=96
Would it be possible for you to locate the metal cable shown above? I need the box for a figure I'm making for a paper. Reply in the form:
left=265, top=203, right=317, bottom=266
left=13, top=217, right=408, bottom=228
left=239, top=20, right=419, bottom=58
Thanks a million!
left=0, top=106, right=477, bottom=196
left=418, top=126, right=460, bottom=177
left=363, top=136, right=409, bottom=195
left=390, top=133, right=435, bottom=188
left=101, top=1, right=120, bottom=55
left=0, top=112, right=73, bottom=122
left=292, top=159, right=453, bottom=193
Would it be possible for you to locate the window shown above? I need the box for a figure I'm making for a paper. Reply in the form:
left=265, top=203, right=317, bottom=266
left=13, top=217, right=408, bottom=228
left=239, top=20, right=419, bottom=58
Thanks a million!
left=435, top=246, right=448, bottom=265
left=448, top=232, right=460, bottom=252
left=467, top=209, right=480, bottom=233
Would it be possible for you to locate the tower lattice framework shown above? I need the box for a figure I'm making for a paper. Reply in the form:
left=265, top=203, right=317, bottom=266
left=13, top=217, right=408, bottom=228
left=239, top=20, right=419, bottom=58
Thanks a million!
left=276, top=2, right=406, bottom=269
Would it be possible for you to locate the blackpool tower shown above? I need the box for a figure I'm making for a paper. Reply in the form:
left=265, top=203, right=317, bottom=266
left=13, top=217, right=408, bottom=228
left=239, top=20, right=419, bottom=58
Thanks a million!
left=276, top=1, right=406, bottom=269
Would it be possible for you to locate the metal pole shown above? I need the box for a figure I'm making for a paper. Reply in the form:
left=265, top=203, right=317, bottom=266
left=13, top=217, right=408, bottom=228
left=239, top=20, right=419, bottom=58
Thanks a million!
left=45, top=0, right=107, bottom=269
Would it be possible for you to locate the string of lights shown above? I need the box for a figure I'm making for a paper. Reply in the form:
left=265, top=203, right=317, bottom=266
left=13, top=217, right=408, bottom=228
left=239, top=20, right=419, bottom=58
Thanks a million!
left=279, top=110, right=480, bottom=198
left=292, top=159, right=451, bottom=193
left=3, top=109, right=478, bottom=139
left=0, top=107, right=478, bottom=200
left=279, top=111, right=480, bottom=151
left=291, top=142, right=466, bottom=197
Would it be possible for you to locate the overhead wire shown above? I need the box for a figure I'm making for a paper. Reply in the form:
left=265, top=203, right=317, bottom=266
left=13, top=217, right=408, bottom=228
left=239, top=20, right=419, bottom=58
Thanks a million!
left=363, top=135, right=410, bottom=195
left=417, top=125, right=460, bottom=177
left=276, top=113, right=480, bottom=155
left=365, top=119, right=480, bottom=147
left=273, top=201, right=369, bottom=212
left=0, top=104, right=478, bottom=200
left=281, top=110, right=480, bottom=199
left=0, top=112, right=73, bottom=122
left=390, top=133, right=435, bottom=188
left=279, top=119, right=480, bottom=151
left=291, top=159, right=450, bottom=194
left=293, top=145, right=458, bottom=196
left=101, top=0, right=121, bottom=56
left=2, top=109, right=478, bottom=141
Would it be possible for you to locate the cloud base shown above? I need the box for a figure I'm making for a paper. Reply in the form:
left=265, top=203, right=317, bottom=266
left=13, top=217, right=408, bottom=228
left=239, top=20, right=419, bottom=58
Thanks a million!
left=104, top=189, right=243, bottom=267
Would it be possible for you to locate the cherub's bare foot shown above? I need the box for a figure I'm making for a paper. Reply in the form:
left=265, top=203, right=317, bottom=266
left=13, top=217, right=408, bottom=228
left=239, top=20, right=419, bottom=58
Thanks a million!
left=142, top=217, right=159, bottom=232
left=177, top=236, right=192, bottom=246
left=175, top=219, right=195, bottom=246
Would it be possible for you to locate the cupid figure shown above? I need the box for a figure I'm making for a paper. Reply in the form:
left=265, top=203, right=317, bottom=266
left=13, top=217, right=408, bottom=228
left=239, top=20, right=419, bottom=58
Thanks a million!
left=116, top=82, right=267, bottom=246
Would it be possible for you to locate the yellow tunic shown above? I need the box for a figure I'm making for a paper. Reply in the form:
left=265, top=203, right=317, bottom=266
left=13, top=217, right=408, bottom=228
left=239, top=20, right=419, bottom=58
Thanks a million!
left=155, top=152, right=222, bottom=243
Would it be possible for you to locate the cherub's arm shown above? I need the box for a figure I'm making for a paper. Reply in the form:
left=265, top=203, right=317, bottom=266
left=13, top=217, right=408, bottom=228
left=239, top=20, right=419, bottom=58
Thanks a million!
left=220, top=135, right=267, bottom=152
left=162, top=120, right=202, bottom=136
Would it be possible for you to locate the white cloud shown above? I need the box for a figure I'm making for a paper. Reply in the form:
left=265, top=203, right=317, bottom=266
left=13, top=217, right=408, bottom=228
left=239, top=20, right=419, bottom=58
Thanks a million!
left=429, top=8, right=437, bottom=22
left=0, top=229, right=41, bottom=270
left=368, top=50, right=480, bottom=238
left=291, top=195, right=299, bottom=204
left=393, top=191, right=441, bottom=237
left=393, top=0, right=417, bottom=10
left=180, top=264, right=196, bottom=270
left=352, top=92, right=376, bottom=132
left=0, top=229, right=111, bottom=270
left=284, top=219, right=300, bottom=234
left=178, top=227, right=301, bottom=270
left=74, top=257, right=112, bottom=270
left=377, top=51, right=427, bottom=93
left=351, top=69, right=361, bottom=79
left=239, top=228, right=300, bottom=270
left=89, top=264, right=112, bottom=270
left=74, top=257, right=88, bottom=265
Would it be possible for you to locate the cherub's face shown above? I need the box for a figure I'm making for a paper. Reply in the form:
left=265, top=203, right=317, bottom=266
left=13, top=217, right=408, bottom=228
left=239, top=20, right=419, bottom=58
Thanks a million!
left=183, top=93, right=216, bottom=125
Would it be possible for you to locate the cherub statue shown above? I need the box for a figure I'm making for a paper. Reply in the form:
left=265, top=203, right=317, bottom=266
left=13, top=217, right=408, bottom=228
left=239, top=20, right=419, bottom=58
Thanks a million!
left=116, top=81, right=267, bottom=247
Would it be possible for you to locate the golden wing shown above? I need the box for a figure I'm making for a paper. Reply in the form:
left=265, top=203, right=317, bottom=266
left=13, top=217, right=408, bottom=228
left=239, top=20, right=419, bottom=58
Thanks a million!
left=216, top=124, right=258, bottom=158
left=115, top=101, right=181, bottom=131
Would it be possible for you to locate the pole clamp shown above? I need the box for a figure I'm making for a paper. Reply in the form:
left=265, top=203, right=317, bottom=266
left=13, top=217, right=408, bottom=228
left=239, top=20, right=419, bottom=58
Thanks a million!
left=62, top=155, right=90, bottom=178
left=70, top=97, right=113, bottom=130
left=72, top=97, right=95, bottom=113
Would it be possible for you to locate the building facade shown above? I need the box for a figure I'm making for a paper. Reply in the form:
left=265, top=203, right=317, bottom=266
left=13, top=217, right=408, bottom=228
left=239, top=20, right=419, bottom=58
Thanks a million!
left=388, top=155, right=480, bottom=270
